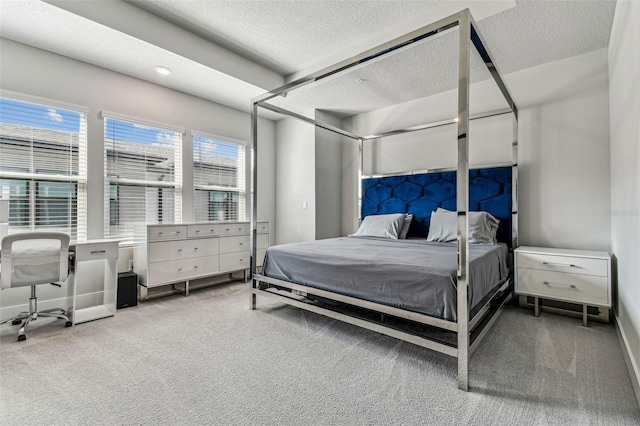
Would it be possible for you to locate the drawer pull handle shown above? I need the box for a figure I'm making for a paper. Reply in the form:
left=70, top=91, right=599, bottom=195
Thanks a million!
left=239, top=242, right=243, bottom=245
left=90, top=250, right=106, bottom=254
left=456, top=236, right=462, bottom=278
left=158, top=232, right=164, bottom=235
left=238, top=227, right=242, bottom=230
left=178, top=268, right=183, bottom=272
left=194, top=266, right=199, bottom=269
left=175, top=231, right=181, bottom=234
left=178, top=249, right=183, bottom=252
left=240, top=258, right=244, bottom=262
left=194, top=247, right=199, bottom=250
left=196, top=230, right=200, bottom=233
left=543, top=281, right=576, bottom=289
left=226, top=228, right=230, bottom=231
left=543, top=262, right=577, bottom=268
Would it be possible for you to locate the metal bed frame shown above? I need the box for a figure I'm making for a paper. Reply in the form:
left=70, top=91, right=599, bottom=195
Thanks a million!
left=249, top=9, right=518, bottom=391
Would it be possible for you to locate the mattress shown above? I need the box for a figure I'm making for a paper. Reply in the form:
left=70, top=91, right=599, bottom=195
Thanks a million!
left=263, top=236, right=509, bottom=321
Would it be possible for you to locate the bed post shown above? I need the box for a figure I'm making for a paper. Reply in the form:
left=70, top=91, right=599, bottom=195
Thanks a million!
left=512, top=113, right=519, bottom=248
left=250, top=101, right=258, bottom=310
left=358, top=138, right=364, bottom=226
left=456, top=9, right=471, bottom=392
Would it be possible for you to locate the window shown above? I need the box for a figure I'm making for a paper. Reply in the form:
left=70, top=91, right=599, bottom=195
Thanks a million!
left=0, top=96, right=87, bottom=240
left=193, top=133, right=246, bottom=222
left=103, top=113, right=182, bottom=244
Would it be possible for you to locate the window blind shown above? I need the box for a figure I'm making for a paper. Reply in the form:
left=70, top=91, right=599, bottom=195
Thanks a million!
left=193, top=133, right=246, bottom=222
left=104, top=115, right=182, bottom=244
left=0, top=97, right=87, bottom=241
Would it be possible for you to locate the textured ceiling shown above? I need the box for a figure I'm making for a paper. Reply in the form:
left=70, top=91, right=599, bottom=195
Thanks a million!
left=129, top=0, right=448, bottom=76
left=0, top=0, right=617, bottom=119
left=283, top=0, right=617, bottom=115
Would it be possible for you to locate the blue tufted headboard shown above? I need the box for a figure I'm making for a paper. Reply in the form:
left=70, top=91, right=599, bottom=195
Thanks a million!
left=361, top=166, right=513, bottom=248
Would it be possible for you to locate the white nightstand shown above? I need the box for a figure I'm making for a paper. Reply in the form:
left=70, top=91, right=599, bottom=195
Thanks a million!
left=514, top=246, right=611, bottom=326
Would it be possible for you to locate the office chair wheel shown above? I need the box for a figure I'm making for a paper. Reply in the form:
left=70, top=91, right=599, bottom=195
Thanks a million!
left=65, top=321, right=72, bottom=327
left=11, top=319, right=22, bottom=325
left=17, top=335, right=26, bottom=341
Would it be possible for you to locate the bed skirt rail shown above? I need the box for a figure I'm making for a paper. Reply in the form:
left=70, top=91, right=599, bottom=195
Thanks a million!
left=253, top=273, right=458, bottom=332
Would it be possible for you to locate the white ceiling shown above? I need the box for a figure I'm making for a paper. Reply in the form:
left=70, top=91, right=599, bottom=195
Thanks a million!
left=0, top=0, right=617, bottom=119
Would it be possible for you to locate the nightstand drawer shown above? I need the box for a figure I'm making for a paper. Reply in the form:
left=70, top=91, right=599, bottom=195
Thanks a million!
left=517, top=268, right=609, bottom=306
left=516, top=252, right=607, bottom=277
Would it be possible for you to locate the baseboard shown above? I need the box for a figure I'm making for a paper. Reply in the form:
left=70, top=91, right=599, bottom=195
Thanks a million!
left=614, top=315, right=640, bottom=409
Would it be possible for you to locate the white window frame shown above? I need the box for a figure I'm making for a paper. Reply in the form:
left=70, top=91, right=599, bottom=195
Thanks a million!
left=102, top=111, right=183, bottom=244
left=0, top=90, right=88, bottom=241
left=192, top=131, right=247, bottom=222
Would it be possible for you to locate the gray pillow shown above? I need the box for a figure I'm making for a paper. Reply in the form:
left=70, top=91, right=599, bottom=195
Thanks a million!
left=427, top=209, right=499, bottom=244
left=426, top=211, right=457, bottom=242
left=351, top=213, right=406, bottom=239
left=399, top=214, right=413, bottom=239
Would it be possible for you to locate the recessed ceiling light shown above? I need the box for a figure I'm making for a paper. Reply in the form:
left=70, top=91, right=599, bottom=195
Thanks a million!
left=356, top=78, right=366, bottom=83
left=154, top=66, right=172, bottom=76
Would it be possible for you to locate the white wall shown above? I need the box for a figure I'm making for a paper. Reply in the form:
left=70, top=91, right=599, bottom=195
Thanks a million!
left=0, top=39, right=276, bottom=316
left=315, top=110, right=344, bottom=240
left=274, top=116, right=315, bottom=244
left=609, top=0, right=640, bottom=406
left=343, top=49, right=611, bottom=251
left=0, top=39, right=275, bottom=236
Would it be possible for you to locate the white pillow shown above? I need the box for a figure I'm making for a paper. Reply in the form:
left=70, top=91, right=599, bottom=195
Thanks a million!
left=351, top=213, right=406, bottom=239
left=399, top=214, right=413, bottom=239
left=427, top=209, right=499, bottom=244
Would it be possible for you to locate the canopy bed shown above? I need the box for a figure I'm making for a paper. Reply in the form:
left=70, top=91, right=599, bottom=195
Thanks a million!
left=248, top=9, right=518, bottom=391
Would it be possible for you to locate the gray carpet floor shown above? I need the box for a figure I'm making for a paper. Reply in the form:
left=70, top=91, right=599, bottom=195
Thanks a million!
left=1, top=281, right=638, bottom=425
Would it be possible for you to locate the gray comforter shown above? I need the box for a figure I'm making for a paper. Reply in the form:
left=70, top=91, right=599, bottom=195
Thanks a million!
left=263, top=236, right=509, bottom=321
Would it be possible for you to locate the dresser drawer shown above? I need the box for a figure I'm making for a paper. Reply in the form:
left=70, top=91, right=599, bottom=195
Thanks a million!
left=215, top=222, right=249, bottom=236
left=74, top=241, right=119, bottom=261
left=219, top=235, right=250, bottom=254
left=149, top=238, right=219, bottom=262
left=147, top=255, right=220, bottom=286
left=220, top=251, right=250, bottom=272
left=517, top=268, right=609, bottom=306
left=187, top=224, right=220, bottom=238
left=256, top=233, right=269, bottom=249
left=516, top=252, right=607, bottom=277
left=257, top=222, right=269, bottom=234
left=148, top=225, right=187, bottom=241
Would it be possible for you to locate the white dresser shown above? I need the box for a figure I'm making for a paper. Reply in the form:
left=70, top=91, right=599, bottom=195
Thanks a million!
left=514, top=246, right=611, bottom=325
left=134, top=221, right=269, bottom=299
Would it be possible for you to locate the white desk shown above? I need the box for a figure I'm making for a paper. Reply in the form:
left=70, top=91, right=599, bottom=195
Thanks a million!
left=0, top=238, right=119, bottom=324
left=70, top=240, right=119, bottom=325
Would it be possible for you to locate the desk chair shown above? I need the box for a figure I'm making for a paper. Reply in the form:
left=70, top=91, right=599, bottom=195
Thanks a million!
left=0, top=232, right=73, bottom=341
